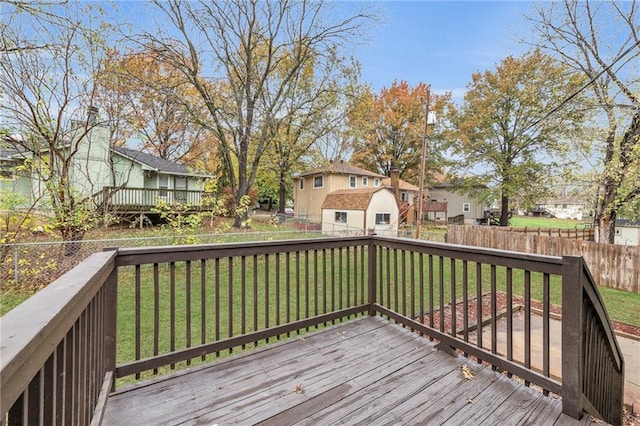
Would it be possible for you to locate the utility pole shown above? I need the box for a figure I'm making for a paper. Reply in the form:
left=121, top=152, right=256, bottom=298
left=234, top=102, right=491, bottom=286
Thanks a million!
left=416, top=86, right=432, bottom=240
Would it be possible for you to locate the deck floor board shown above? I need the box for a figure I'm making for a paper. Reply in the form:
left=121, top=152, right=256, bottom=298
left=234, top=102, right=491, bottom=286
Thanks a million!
left=103, top=316, right=602, bottom=426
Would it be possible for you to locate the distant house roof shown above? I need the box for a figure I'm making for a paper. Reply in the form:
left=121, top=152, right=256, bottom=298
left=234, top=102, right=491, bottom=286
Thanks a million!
left=430, top=180, right=487, bottom=190
left=296, top=161, right=385, bottom=179
left=381, top=177, right=419, bottom=192
left=322, top=187, right=393, bottom=211
left=113, top=146, right=209, bottom=177
left=616, top=219, right=640, bottom=227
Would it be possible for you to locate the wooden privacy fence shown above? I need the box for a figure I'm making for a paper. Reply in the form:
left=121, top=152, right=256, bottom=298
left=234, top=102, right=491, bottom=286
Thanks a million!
left=447, top=225, right=639, bottom=293
left=499, top=226, right=594, bottom=241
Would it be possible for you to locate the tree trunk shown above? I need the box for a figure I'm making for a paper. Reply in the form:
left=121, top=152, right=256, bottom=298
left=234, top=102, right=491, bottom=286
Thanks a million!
left=500, top=195, right=510, bottom=226
left=278, top=170, right=287, bottom=214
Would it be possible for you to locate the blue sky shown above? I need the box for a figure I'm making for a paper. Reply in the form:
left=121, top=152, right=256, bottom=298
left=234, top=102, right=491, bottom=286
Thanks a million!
left=112, top=1, right=536, bottom=102
left=347, top=1, right=536, bottom=99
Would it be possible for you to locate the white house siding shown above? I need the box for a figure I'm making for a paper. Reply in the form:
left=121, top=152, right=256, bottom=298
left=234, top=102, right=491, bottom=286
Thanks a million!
left=366, top=190, right=399, bottom=234
left=321, top=209, right=366, bottom=235
left=614, top=226, right=640, bottom=246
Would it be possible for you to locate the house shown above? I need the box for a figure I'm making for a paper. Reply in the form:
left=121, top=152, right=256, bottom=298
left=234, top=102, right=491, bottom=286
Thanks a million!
left=536, top=197, right=590, bottom=220
left=321, top=187, right=399, bottom=235
left=293, top=161, right=387, bottom=223
left=381, top=173, right=419, bottom=224
left=427, top=181, right=490, bottom=224
left=1, top=123, right=211, bottom=215
left=614, top=219, right=640, bottom=246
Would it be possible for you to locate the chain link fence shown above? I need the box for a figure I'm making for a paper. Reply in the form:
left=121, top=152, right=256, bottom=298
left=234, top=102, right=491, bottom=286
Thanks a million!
left=0, top=230, right=326, bottom=290
left=1, top=224, right=446, bottom=292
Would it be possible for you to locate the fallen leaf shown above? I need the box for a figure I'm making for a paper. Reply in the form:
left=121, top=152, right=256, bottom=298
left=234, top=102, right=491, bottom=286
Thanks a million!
left=460, top=364, right=476, bottom=380
left=294, top=384, right=304, bottom=394
left=467, top=398, right=475, bottom=404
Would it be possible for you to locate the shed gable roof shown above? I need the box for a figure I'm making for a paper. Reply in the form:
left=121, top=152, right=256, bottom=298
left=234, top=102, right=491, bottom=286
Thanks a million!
left=322, top=187, right=394, bottom=211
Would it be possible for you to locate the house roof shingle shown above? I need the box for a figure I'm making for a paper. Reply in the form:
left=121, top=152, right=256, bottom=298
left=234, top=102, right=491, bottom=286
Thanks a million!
left=297, top=161, right=385, bottom=179
left=113, top=146, right=208, bottom=177
left=322, top=187, right=392, bottom=211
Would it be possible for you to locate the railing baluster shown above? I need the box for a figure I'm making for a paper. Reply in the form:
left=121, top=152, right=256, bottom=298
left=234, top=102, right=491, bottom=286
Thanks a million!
left=241, top=256, right=246, bottom=347
left=200, top=259, right=206, bottom=361
left=543, top=272, right=550, bottom=395
left=186, top=260, right=192, bottom=364
left=386, top=247, right=391, bottom=312
left=451, top=258, right=456, bottom=336
left=462, top=260, right=469, bottom=354
left=401, top=250, right=406, bottom=317
left=322, top=249, right=327, bottom=319
left=476, top=262, right=483, bottom=362
left=524, top=269, right=531, bottom=386
left=410, top=251, right=415, bottom=322
left=297, top=251, right=302, bottom=326
left=419, top=253, right=425, bottom=331
left=228, top=257, right=234, bottom=353
left=153, top=263, right=159, bottom=374
left=394, top=248, right=399, bottom=315
left=506, top=267, right=513, bottom=376
left=276, top=253, right=281, bottom=334
left=338, top=248, right=343, bottom=312
left=346, top=247, right=350, bottom=313
left=428, top=254, right=434, bottom=334
left=214, top=258, right=220, bottom=356
left=265, top=254, right=270, bottom=342
left=314, top=249, right=319, bottom=322
left=253, top=255, right=258, bottom=346
left=354, top=246, right=358, bottom=308
left=170, top=262, right=176, bottom=369
left=286, top=252, right=291, bottom=330
left=135, top=265, right=141, bottom=376
left=491, top=264, right=497, bottom=363
left=439, top=256, right=444, bottom=333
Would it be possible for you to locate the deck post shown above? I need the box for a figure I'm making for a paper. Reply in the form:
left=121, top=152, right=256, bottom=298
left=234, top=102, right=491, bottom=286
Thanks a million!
left=104, top=249, right=119, bottom=392
left=561, top=255, right=584, bottom=420
left=368, top=238, right=377, bottom=316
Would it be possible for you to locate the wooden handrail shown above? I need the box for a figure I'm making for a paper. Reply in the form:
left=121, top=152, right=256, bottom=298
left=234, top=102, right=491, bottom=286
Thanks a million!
left=0, top=237, right=624, bottom=425
left=0, top=250, right=117, bottom=423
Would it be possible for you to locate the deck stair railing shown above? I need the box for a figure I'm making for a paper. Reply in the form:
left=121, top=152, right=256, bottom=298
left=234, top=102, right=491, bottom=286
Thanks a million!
left=0, top=236, right=624, bottom=425
left=96, top=186, right=215, bottom=211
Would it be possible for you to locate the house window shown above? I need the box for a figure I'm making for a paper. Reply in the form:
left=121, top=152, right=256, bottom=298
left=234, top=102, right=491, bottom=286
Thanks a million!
left=401, top=192, right=408, bottom=202
left=299, top=179, right=304, bottom=190
left=349, top=176, right=356, bottom=188
left=375, top=213, right=390, bottom=225
left=373, top=178, right=380, bottom=187
left=362, top=177, right=368, bottom=186
left=158, top=175, right=169, bottom=197
left=463, top=203, right=470, bottom=212
left=313, top=175, right=323, bottom=188
left=335, top=211, right=347, bottom=223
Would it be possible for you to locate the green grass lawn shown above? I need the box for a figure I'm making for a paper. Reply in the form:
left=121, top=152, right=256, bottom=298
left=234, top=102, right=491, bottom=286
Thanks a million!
left=509, top=216, right=590, bottom=229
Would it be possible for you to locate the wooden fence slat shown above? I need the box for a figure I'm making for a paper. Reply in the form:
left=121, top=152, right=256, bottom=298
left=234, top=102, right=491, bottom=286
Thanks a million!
left=447, top=225, right=639, bottom=292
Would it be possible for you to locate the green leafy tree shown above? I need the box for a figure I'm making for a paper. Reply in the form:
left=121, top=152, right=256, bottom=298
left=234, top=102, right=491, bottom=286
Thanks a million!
left=529, top=0, right=640, bottom=243
left=450, top=50, right=589, bottom=226
left=141, top=0, right=374, bottom=227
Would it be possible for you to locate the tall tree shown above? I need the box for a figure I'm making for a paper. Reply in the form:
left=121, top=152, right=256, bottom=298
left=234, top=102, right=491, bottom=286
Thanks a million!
left=0, top=2, right=111, bottom=245
left=139, top=0, right=373, bottom=227
left=450, top=50, right=589, bottom=226
left=348, top=80, right=452, bottom=182
left=528, top=0, right=640, bottom=243
left=96, top=47, right=216, bottom=166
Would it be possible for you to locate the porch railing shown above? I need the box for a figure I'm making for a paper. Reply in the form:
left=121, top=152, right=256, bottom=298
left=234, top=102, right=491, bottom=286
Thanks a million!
left=96, top=186, right=214, bottom=211
left=0, top=237, right=624, bottom=425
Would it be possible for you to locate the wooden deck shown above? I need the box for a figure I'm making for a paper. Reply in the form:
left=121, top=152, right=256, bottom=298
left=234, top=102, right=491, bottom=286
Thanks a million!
left=102, top=316, right=600, bottom=426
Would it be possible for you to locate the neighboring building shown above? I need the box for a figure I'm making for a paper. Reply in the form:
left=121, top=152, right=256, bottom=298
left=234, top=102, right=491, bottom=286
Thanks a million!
left=536, top=197, right=590, bottom=220
left=614, top=219, right=640, bottom=246
left=381, top=173, right=419, bottom=224
left=1, top=124, right=211, bottom=215
left=427, top=181, right=490, bottom=225
left=293, top=161, right=386, bottom=223
left=321, top=187, right=399, bottom=236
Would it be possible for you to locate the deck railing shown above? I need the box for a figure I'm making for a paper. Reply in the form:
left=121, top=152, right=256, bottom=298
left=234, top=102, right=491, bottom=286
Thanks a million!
left=97, top=186, right=214, bottom=211
left=0, top=236, right=624, bottom=425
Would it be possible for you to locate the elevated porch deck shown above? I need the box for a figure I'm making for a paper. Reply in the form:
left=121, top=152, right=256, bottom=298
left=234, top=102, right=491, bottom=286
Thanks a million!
left=104, top=316, right=598, bottom=425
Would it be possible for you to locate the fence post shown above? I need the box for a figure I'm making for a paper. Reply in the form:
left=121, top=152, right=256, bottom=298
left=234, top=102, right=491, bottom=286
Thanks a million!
left=368, top=238, right=377, bottom=316
left=562, top=255, right=584, bottom=420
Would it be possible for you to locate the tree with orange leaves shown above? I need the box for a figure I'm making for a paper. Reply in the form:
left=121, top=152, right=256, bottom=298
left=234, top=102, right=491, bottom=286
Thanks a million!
left=348, top=80, right=452, bottom=182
